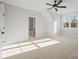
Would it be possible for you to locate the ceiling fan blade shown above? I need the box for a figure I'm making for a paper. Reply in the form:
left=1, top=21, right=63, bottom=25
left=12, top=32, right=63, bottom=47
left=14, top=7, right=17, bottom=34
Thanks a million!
left=48, top=7, right=53, bottom=10
left=55, top=8, right=58, bottom=11
left=46, top=3, right=53, bottom=6
left=57, top=6, right=66, bottom=8
left=57, top=0, right=62, bottom=5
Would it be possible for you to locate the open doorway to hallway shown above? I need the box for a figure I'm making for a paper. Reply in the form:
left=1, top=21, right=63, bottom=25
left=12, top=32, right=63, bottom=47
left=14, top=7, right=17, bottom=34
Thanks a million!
left=28, top=17, right=36, bottom=41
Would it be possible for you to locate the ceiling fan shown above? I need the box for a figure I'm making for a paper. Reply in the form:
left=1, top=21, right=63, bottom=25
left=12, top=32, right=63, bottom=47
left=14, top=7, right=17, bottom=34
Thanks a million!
left=46, top=0, right=66, bottom=11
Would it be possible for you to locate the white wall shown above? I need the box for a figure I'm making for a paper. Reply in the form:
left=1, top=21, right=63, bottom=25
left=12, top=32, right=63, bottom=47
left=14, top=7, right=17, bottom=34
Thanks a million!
left=40, top=10, right=61, bottom=37
left=61, top=12, right=78, bottom=38
left=4, top=4, right=46, bottom=45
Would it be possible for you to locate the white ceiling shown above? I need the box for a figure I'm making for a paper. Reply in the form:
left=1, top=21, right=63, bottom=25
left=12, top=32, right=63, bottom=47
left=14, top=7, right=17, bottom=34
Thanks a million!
left=4, top=0, right=78, bottom=14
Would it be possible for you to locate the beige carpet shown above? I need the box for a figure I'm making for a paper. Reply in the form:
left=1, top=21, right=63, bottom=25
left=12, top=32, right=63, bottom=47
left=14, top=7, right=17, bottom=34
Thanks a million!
left=2, top=36, right=78, bottom=59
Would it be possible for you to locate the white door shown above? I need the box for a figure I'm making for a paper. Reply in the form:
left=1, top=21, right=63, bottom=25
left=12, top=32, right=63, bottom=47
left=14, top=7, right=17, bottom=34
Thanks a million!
left=0, top=2, right=4, bottom=58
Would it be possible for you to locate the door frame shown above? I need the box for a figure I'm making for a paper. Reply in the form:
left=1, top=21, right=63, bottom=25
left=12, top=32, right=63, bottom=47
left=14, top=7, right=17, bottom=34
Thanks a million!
left=0, top=2, right=5, bottom=45
left=28, top=16, right=37, bottom=40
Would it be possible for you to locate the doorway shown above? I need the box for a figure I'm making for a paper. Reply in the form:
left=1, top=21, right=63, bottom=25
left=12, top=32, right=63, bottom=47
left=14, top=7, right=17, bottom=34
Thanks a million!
left=29, top=17, right=36, bottom=41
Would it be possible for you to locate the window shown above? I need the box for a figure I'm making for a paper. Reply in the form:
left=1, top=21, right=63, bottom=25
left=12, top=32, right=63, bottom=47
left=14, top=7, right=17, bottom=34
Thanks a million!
left=63, top=16, right=78, bottom=28
left=71, top=19, right=78, bottom=28
left=64, top=22, right=69, bottom=28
